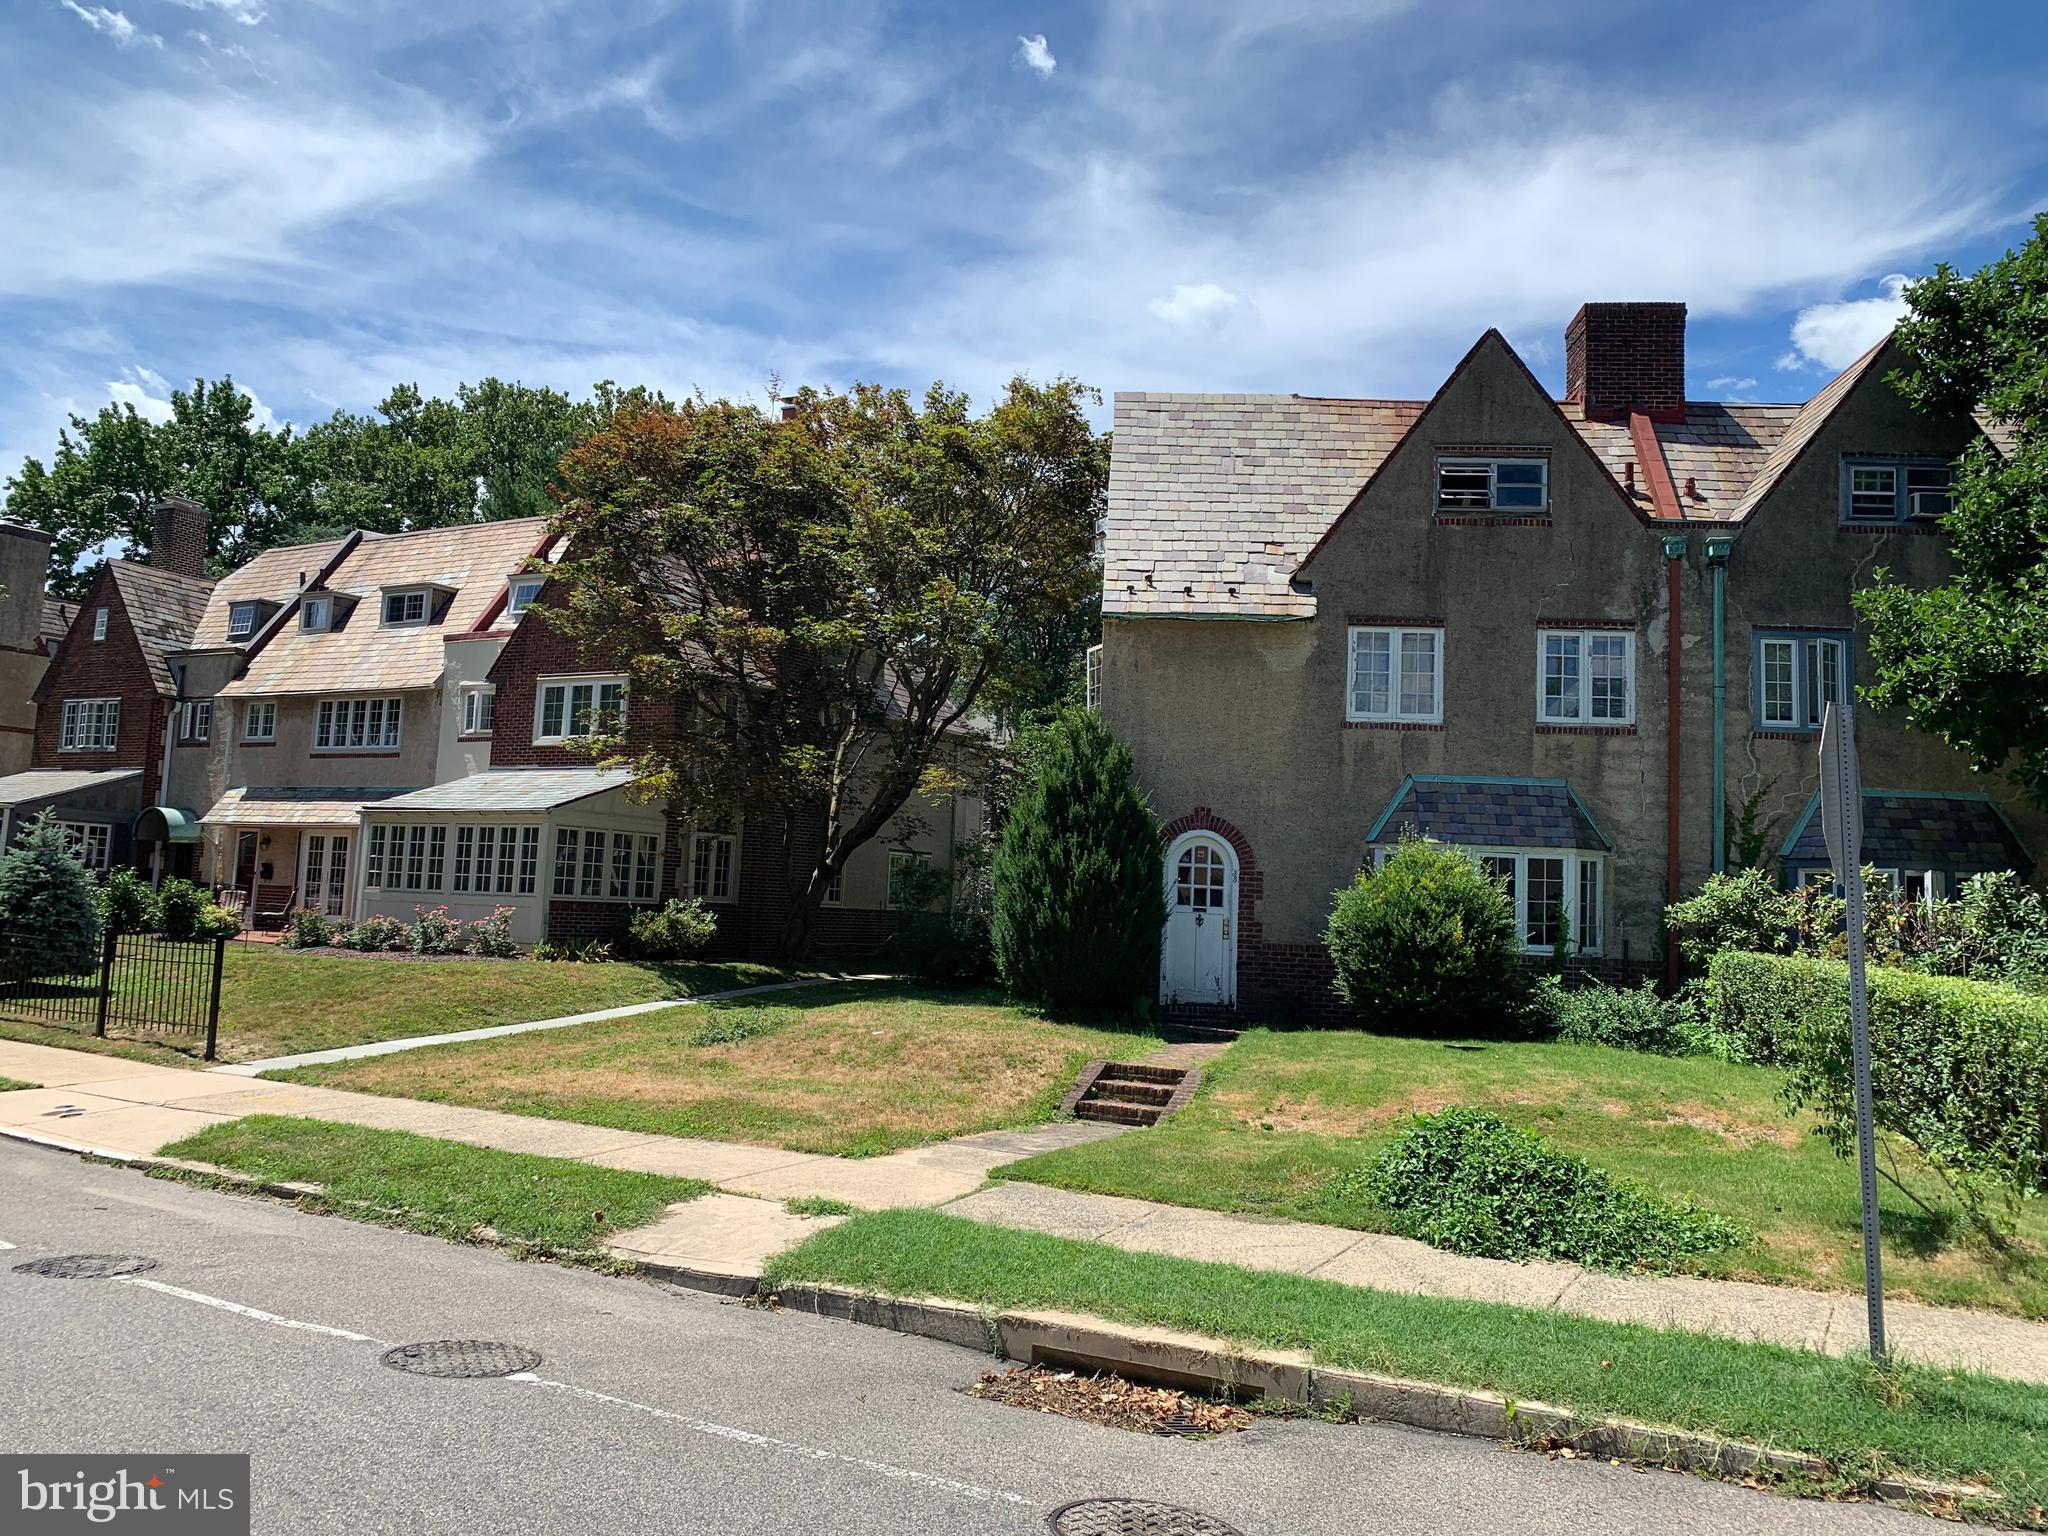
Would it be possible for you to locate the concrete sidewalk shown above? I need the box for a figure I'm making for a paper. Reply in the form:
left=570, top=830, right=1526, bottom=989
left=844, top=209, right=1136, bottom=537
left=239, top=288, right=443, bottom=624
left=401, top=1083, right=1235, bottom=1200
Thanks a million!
left=6, top=1033, right=2047, bottom=1385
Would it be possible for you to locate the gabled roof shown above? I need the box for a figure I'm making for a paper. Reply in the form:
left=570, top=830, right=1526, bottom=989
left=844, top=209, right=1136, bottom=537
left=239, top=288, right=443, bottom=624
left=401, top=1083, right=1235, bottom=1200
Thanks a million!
left=188, top=538, right=348, bottom=651
left=1365, top=774, right=1612, bottom=853
left=1726, top=337, right=1893, bottom=521
left=104, top=562, right=215, bottom=693
left=220, top=519, right=547, bottom=698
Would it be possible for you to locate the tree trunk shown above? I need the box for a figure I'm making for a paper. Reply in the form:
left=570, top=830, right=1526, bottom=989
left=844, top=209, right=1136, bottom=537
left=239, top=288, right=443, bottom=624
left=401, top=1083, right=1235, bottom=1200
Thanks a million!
left=770, top=876, right=826, bottom=964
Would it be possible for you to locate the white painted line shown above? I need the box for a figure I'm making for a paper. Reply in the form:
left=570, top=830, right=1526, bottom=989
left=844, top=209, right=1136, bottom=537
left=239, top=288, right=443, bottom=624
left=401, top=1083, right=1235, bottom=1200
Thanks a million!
left=0, top=1239, right=14, bottom=1250
left=513, top=1373, right=1035, bottom=1508
left=120, top=1276, right=390, bottom=1345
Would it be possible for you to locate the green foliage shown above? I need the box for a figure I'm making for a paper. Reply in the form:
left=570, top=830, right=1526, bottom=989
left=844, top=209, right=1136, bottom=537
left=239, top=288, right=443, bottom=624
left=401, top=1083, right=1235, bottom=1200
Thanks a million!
left=1710, top=950, right=2048, bottom=1234
left=687, top=1005, right=795, bottom=1047
left=1665, top=869, right=1799, bottom=966
left=96, top=867, right=155, bottom=934
left=529, top=938, right=615, bottom=964
left=339, top=914, right=413, bottom=952
left=1855, top=212, right=2048, bottom=806
left=889, top=846, right=996, bottom=987
left=409, top=905, right=464, bottom=956
left=621, top=897, right=717, bottom=961
left=545, top=377, right=1105, bottom=963
left=1345, top=1108, right=1747, bottom=1270
left=991, top=709, right=1165, bottom=1015
left=279, top=909, right=338, bottom=949
left=153, top=878, right=239, bottom=941
left=465, top=906, right=521, bottom=959
left=1921, top=870, right=2048, bottom=988
left=1323, top=838, right=1528, bottom=1036
left=1539, top=979, right=1706, bottom=1057
left=1723, top=785, right=1773, bottom=870
left=0, top=812, right=102, bottom=976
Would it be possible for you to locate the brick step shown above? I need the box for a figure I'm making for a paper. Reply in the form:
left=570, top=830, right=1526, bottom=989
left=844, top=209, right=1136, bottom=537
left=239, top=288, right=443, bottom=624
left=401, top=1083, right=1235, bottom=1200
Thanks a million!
left=1073, top=1099, right=1161, bottom=1127
left=1085, top=1079, right=1174, bottom=1108
left=1093, top=1062, right=1184, bottom=1086
left=1160, top=1022, right=1243, bottom=1043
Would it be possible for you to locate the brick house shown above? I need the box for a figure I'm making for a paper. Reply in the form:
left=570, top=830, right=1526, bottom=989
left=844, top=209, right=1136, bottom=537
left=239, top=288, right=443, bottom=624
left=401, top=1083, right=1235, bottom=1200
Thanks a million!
left=1097, top=302, right=2042, bottom=1020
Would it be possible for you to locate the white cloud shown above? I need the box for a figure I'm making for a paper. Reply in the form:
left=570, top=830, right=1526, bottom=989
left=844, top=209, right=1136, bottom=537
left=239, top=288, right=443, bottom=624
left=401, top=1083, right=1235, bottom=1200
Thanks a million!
left=1706, top=375, right=1757, bottom=391
left=58, top=2, right=160, bottom=48
left=1780, top=274, right=1912, bottom=370
left=169, top=0, right=266, bottom=25
left=1146, top=282, right=1244, bottom=332
left=106, top=365, right=174, bottom=422
left=1016, top=34, right=1055, bottom=78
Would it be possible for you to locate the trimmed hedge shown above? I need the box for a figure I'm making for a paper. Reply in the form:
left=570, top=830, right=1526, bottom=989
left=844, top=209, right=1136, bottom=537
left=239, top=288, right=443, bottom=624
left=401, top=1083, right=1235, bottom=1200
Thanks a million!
left=1710, top=950, right=2048, bottom=1225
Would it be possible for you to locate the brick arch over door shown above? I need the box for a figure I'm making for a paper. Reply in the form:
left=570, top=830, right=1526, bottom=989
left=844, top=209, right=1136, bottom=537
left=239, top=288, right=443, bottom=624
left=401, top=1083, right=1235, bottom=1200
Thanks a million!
left=1159, top=808, right=1264, bottom=955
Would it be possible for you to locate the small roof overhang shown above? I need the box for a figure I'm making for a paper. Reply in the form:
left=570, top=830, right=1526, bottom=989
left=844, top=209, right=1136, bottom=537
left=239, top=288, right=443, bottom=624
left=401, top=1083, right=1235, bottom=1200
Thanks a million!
left=0, top=768, right=143, bottom=809
left=135, top=806, right=203, bottom=843
left=1779, top=790, right=2032, bottom=878
left=1365, top=774, right=1613, bottom=853
left=367, top=768, right=644, bottom=815
left=201, top=786, right=419, bottom=828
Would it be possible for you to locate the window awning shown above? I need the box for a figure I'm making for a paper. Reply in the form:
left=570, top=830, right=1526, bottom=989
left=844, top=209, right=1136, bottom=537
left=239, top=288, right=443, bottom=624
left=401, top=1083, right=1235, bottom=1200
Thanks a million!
left=135, top=806, right=202, bottom=843
left=1780, top=791, right=2032, bottom=877
left=201, top=787, right=418, bottom=828
left=1365, top=774, right=1612, bottom=852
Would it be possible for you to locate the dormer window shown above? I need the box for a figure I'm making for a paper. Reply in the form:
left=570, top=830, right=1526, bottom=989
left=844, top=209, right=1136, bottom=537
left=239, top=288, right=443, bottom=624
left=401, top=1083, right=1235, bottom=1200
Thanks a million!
left=382, top=589, right=430, bottom=626
left=507, top=577, right=544, bottom=617
left=226, top=602, right=260, bottom=640
left=301, top=596, right=332, bottom=633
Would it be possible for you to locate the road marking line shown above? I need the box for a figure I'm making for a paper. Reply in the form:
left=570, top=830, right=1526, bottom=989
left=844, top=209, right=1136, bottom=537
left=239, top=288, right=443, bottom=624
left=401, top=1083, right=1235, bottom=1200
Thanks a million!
left=512, top=1373, right=1036, bottom=1508
left=120, top=1276, right=390, bottom=1345
left=0, top=1239, right=13, bottom=1249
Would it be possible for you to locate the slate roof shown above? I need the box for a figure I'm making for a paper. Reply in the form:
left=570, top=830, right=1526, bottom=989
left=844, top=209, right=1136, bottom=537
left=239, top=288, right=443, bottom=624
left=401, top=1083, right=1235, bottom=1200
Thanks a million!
left=1725, top=339, right=1892, bottom=521
left=1365, top=775, right=1612, bottom=852
left=201, top=786, right=418, bottom=827
left=39, top=598, right=77, bottom=649
left=369, top=768, right=643, bottom=814
left=219, top=519, right=547, bottom=698
left=1780, top=791, right=2032, bottom=876
left=0, top=768, right=143, bottom=807
left=104, top=562, right=215, bottom=693
left=187, top=538, right=348, bottom=651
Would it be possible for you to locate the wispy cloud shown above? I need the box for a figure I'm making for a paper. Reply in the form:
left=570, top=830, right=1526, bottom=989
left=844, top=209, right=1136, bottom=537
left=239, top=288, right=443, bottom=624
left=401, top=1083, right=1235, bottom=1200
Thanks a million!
left=58, top=1, right=159, bottom=49
left=169, top=0, right=266, bottom=25
left=1016, top=33, right=1056, bottom=78
left=1706, top=375, right=1758, bottom=391
left=1779, top=274, right=1913, bottom=370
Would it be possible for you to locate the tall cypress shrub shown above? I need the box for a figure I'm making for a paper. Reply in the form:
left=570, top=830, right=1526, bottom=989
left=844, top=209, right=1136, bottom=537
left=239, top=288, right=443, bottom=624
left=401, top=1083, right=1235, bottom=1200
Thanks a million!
left=0, top=811, right=103, bottom=978
left=992, top=709, right=1165, bottom=1015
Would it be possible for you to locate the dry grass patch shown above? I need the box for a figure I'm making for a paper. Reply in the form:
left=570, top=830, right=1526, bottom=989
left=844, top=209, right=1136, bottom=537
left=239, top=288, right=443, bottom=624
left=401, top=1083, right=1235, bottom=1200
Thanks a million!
left=267, top=982, right=1161, bottom=1158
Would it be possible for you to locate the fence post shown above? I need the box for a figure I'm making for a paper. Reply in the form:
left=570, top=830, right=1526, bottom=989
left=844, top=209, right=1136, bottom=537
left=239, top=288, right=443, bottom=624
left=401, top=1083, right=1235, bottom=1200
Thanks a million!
left=93, top=927, right=117, bottom=1038
left=204, top=933, right=227, bottom=1063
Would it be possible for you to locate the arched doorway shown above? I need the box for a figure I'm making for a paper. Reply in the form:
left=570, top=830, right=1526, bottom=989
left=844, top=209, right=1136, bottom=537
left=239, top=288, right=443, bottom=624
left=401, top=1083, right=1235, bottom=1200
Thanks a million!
left=1160, top=831, right=1237, bottom=1006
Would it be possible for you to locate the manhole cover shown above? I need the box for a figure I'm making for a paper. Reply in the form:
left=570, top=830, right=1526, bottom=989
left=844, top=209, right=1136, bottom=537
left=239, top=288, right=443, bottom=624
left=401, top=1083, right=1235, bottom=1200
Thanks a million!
left=12, top=1254, right=158, bottom=1279
left=379, top=1340, right=540, bottom=1379
left=1048, top=1498, right=1246, bottom=1536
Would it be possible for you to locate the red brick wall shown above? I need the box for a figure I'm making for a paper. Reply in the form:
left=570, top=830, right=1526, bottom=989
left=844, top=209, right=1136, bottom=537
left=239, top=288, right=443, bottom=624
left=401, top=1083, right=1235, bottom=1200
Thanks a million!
left=1564, top=302, right=1687, bottom=421
left=484, top=585, right=670, bottom=768
left=30, top=565, right=169, bottom=812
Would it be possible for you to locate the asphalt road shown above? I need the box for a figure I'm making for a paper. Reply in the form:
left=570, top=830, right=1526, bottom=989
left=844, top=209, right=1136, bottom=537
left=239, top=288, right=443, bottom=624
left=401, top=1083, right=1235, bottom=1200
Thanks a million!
left=0, top=1139, right=1922, bottom=1535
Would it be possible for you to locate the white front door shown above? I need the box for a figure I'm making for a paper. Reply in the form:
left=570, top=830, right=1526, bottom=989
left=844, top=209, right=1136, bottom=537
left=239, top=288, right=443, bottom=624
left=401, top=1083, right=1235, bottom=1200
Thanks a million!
left=1161, top=833, right=1236, bottom=1006
left=303, top=834, right=353, bottom=918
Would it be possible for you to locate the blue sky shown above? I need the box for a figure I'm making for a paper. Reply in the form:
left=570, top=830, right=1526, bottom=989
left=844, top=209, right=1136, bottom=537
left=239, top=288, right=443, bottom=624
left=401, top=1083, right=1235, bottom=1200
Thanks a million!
left=3, top=0, right=2046, bottom=477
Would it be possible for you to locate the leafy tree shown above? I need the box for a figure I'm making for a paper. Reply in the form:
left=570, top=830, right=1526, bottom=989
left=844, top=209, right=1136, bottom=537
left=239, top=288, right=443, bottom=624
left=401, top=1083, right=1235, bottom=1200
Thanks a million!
left=546, top=378, right=1105, bottom=963
left=990, top=709, right=1164, bottom=1012
left=0, top=812, right=103, bottom=977
left=1856, top=212, right=2048, bottom=803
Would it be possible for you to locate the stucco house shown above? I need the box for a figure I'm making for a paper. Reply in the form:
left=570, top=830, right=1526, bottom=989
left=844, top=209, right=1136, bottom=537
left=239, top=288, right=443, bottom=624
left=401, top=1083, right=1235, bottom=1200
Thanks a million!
left=1097, top=302, right=2041, bottom=1020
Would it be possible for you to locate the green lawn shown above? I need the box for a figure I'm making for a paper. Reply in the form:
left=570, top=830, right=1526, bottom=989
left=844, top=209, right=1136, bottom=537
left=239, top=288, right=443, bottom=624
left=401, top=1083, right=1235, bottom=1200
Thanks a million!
left=770, top=1209, right=2048, bottom=1523
left=0, top=1076, right=36, bottom=1091
left=0, top=945, right=792, bottom=1066
left=999, top=1026, right=2048, bottom=1318
left=267, top=983, right=1162, bottom=1157
left=159, top=1115, right=706, bottom=1256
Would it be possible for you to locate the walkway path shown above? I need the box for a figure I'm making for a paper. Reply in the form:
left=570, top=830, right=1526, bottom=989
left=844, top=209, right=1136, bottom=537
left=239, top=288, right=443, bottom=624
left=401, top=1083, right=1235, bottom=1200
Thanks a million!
left=3, top=1035, right=2045, bottom=1384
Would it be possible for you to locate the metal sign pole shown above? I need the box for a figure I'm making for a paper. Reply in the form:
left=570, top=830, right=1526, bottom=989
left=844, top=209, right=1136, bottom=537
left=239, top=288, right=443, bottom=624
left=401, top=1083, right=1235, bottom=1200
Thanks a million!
left=1820, top=702, right=1887, bottom=1364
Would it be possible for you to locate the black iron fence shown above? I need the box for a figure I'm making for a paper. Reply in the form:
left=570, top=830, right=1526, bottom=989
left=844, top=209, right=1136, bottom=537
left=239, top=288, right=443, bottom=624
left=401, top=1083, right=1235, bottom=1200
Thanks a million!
left=0, top=924, right=227, bottom=1060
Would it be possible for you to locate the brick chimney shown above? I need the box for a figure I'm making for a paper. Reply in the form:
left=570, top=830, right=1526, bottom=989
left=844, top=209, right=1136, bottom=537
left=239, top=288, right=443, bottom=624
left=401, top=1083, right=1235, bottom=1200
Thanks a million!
left=150, top=496, right=208, bottom=580
left=1564, top=302, right=1687, bottom=422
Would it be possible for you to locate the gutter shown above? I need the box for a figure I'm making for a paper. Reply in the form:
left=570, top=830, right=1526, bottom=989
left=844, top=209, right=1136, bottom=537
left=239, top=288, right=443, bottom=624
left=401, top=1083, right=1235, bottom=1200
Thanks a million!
left=1706, top=537, right=1733, bottom=872
left=1660, top=533, right=1688, bottom=988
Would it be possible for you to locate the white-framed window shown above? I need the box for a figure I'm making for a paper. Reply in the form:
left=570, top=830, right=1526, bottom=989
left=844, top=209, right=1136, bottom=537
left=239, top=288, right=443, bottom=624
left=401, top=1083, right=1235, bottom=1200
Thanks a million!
left=534, top=676, right=627, bottom=744
left=461, top=685, right=495, bottom=736
left=823, top=863, right=845, bottom=905
left=507, top=577, right=544, bottom=617
left=313, top=696, right=402, bottom=751
left=1469, top=847, right=1604, bottom=955
left=58, top=821, right=111, bottom=872
left=1085, top=643, right=1103, bottom=712
left=1437, top=456, right=1548, bottom=513
left=91, top=607, right=108, bottom=643
left=300, top=596, right=331, bottom=633
left=1756, top=631, right=1848, bottom=731
left=375, top=823, right=448, bottom=892
left=886, top=850, right=933, bottom=910
left=686, top=831, right=736, bottom=903
left=242, top=700, right=277, bottom=742
left=382, top=589, right=430, bottom=626
left=59, top=697, right=121, bottom=752
left=365, top=824, right=387, bottom=888
left=1345, top=626, right=1442, bottom=724
left=550, top=826, right=660, bottom=901
left=178, top=699, right=212, bottom=744
left=1537, top=629, right=1635, bottom=725
left=451, top=823, right=542, bottom=896
left=1842, top=458, right=1955, bottom=524
left=226, top=602, right=259, bottom=640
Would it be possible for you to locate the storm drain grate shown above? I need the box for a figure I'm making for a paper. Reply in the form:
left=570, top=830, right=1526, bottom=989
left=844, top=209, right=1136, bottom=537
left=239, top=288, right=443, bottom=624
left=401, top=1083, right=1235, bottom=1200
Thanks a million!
left=380, top=1340, right=541, bottom=1379
left=1048, top=1498, right=1246, bottom=1536
left=12, top=1254, right=158, bottom=1280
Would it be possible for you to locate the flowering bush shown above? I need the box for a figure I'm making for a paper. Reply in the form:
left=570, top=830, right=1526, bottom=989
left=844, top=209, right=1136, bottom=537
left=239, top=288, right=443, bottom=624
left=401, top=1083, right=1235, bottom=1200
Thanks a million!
left=339, top=914, right=412, bottom=951
left=280, top=909, right=338, bottom=949
left=465, top=906, right=520, bottom=958
left=411, top=905, right=464, bottom=956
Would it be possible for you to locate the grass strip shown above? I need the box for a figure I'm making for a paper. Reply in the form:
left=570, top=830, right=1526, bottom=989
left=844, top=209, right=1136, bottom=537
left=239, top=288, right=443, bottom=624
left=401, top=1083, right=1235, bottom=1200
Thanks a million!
left=0, top=1076, right=39, bottom=1091
left=766, top=1208, right=2048, bottom=1522
left=159, top=1115, right=707, bottom=1257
